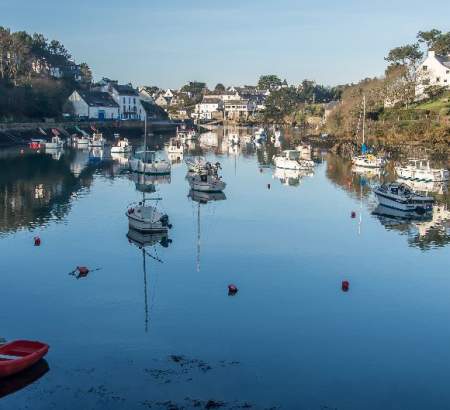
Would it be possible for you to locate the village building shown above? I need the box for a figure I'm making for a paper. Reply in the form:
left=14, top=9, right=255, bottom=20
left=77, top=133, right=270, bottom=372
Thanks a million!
left=195, top=97, right=224, bottom=120
left=416, top=50, right=450, bottom=98
left=138, top=86, right=157, bottom=103
left=224, top=99, right=255, bottom=121
left=67, top=90, right=119, bottom=119
left=107, top=83, right=146, bottom=120
left=155, top=94, right=170, bottom=108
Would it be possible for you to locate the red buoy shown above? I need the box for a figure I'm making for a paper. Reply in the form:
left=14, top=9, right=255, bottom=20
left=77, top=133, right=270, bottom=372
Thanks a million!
left=351, top=211, right=356, bottom=219
left=341, top=280, right=349, bottom=292
left=34, top=236, right=41, bottom=246
left=228, top=284, right=238, bottom=295
left=77, top=266, right=90, bottom=277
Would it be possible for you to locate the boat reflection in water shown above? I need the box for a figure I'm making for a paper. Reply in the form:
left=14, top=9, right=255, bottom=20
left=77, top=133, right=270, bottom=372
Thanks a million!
left=398, top=178, right=448, bottom=195
left=273, top=167, right=314, bottom=187
left=188, top=190, right=226, bottom=272
left=127, top=228, right=172, bottom=332
left=0, top=359, right=49, bottom=399
left=129, top=172, right=171, bottom=193
left=351, top=164, right=384, bottom=180
left=372, top=204, right=450, bottom=250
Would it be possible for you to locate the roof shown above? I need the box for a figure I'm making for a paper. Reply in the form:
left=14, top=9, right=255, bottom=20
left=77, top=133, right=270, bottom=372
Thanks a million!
left=77, top=90, right=119, bottom=108
left=201, top=97, right=222, bottom=104
left=113, top=84, right=139, bottom=96
left=140, top=100, right=169, bottom=120
left=225, top=99, right=249, bottom=105
left=435, top=54, right=450, bottom=69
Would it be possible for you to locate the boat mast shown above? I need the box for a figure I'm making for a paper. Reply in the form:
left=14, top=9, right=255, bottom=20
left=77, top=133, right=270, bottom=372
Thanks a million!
left=362, top=95, right=366, bottom=146
left=144, top=115, right=147, bottom=163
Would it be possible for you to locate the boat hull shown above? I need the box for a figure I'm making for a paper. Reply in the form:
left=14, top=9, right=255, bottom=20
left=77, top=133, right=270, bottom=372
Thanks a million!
left=395, top=167, right=449, bottom=182
left=0, top=340, right=49, bottom=378
left=374, top=190, right=434, bottom=212
left=129, top=158, right=171, bottom=175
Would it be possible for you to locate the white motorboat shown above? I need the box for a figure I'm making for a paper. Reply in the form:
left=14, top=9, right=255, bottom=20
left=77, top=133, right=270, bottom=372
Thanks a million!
left=374, top=182, right=434, bottom=213
left=274, top=150, right=314, bottom=170
left=75, top=136, right=89, bottom=148
left=395, top=159, right=449, bottom=182
left=187, top=162, right=226, bottom=192
left=89, top=132, right=106, bottom=148
left=126, top=201, right=171, bottom=233
left=111, top=138, right=132, bottom=154
left=129, top=150, right=171, bottom=175
left=165, top=138, right=184, bottom=156
left=351, top=95, right=386, bottom=168
left=44, top=136, right=63, bottom=149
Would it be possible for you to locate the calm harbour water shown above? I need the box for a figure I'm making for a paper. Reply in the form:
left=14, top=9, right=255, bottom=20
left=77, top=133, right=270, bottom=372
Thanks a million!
left=1, top=128, right=450, bottom=410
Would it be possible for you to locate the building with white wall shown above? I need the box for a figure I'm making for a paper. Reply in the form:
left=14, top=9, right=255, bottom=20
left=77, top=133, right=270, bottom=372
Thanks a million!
left=67, top=90, right=119, bottom=119
left=195, top=97, right=224, bottom=120
left=416, top=50, right=450, bottom=98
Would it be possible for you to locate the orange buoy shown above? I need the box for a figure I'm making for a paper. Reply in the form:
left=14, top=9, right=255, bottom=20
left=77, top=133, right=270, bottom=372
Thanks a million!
left=228, top=284, right=238, bottom=295
left=342, top=280, right=349, bottom=292
left=34, top=236, right=41, bottom=246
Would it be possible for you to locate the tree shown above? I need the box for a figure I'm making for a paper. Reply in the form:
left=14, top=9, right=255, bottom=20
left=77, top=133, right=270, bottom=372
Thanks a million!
left=78, top=62, right=92, bottom=85
left=214, top=83, right=225, bottom=93
left=180, top=81, right=207, bottom=103
left=417, top=29, right=450, bottom=55
left=264, top=86, right=300, bottom=121
left=417, top=29, right=442, bottom=49
left=257, top=74, right=282, bottom=90
left=385, top=44, right=423, bottom=107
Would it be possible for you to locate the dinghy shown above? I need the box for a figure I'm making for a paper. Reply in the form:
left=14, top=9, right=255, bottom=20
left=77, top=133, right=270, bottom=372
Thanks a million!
left=0, top=340, right=49, bottom=378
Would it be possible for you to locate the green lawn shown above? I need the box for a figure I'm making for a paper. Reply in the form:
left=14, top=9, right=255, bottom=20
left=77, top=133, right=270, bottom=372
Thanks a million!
left=414, top=92, right=450, bottom=112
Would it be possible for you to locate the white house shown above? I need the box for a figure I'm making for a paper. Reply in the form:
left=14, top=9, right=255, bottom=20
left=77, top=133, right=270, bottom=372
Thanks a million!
left=67, top=90, right=119, bottom=120
left=416, top=50, right=450, bottom=98
left=138, top=86, right=156, bottom=103
left=108, top=83, right=146, bottom=120
left=224, top=99, right=256, bottom=121
left=195, top=97, right=224, bottom=120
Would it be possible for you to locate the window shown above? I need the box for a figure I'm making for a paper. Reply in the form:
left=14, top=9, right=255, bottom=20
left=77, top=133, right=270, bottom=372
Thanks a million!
left=123, top=97, right=125, bottom=103
left=133, top=98, right=136, bottom=104
left=423, top=65, right=428, bottom=70
left=436, top=77, right=441, bottom=82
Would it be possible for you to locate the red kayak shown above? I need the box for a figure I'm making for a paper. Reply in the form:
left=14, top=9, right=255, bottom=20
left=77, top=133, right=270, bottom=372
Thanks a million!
left=0, top=340, right=49, bottom=378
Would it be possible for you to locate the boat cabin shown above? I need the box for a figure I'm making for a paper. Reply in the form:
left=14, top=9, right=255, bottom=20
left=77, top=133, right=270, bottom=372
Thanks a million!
left=283, top=150, right=300, bottom=160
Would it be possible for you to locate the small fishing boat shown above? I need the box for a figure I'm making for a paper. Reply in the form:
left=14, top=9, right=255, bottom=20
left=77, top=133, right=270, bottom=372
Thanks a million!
left=127, top=202, right=171, bottom=233
left=129, top=151, right=171, bottom=175
left=274, top=150, right=314, bottom=170
left=374, top=182, right=434, bottom=213
left=395, top=159, right=449, bottom=182
left=29, top=139, right=46, bottom=149
left=165, top=138, right=184, bottom=156
left=187, top=162, right=226, bottom=192
left=111, top=138, right=132, bottom=154
left=44, top=136, right=63, bottom=149
left=75, top=136, right=90, bottom=148
left=0, top=340, right=49, bottom=378
left=89, top=132, right=106, bottom=148
left=351, top=95, right=386, bottom=168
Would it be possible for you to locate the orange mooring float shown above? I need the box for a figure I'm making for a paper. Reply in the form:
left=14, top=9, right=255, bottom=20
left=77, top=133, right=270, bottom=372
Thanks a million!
left=33, top=236, right=41, bottom=246
left=228, top=284, right=238, bottom=295
left=341, top=280, right=350, bottom=292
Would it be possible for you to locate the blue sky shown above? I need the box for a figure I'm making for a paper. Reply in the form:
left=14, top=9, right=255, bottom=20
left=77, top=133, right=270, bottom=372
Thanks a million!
left=2, top=0, right=449, bottom=88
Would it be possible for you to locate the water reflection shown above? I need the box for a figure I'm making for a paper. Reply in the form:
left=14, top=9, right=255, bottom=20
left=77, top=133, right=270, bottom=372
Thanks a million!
left=127, top=228, right=171, bottom=332
left=0, top=360, right=49, bottom=399
left=188, top=190, right=226, bottom=272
